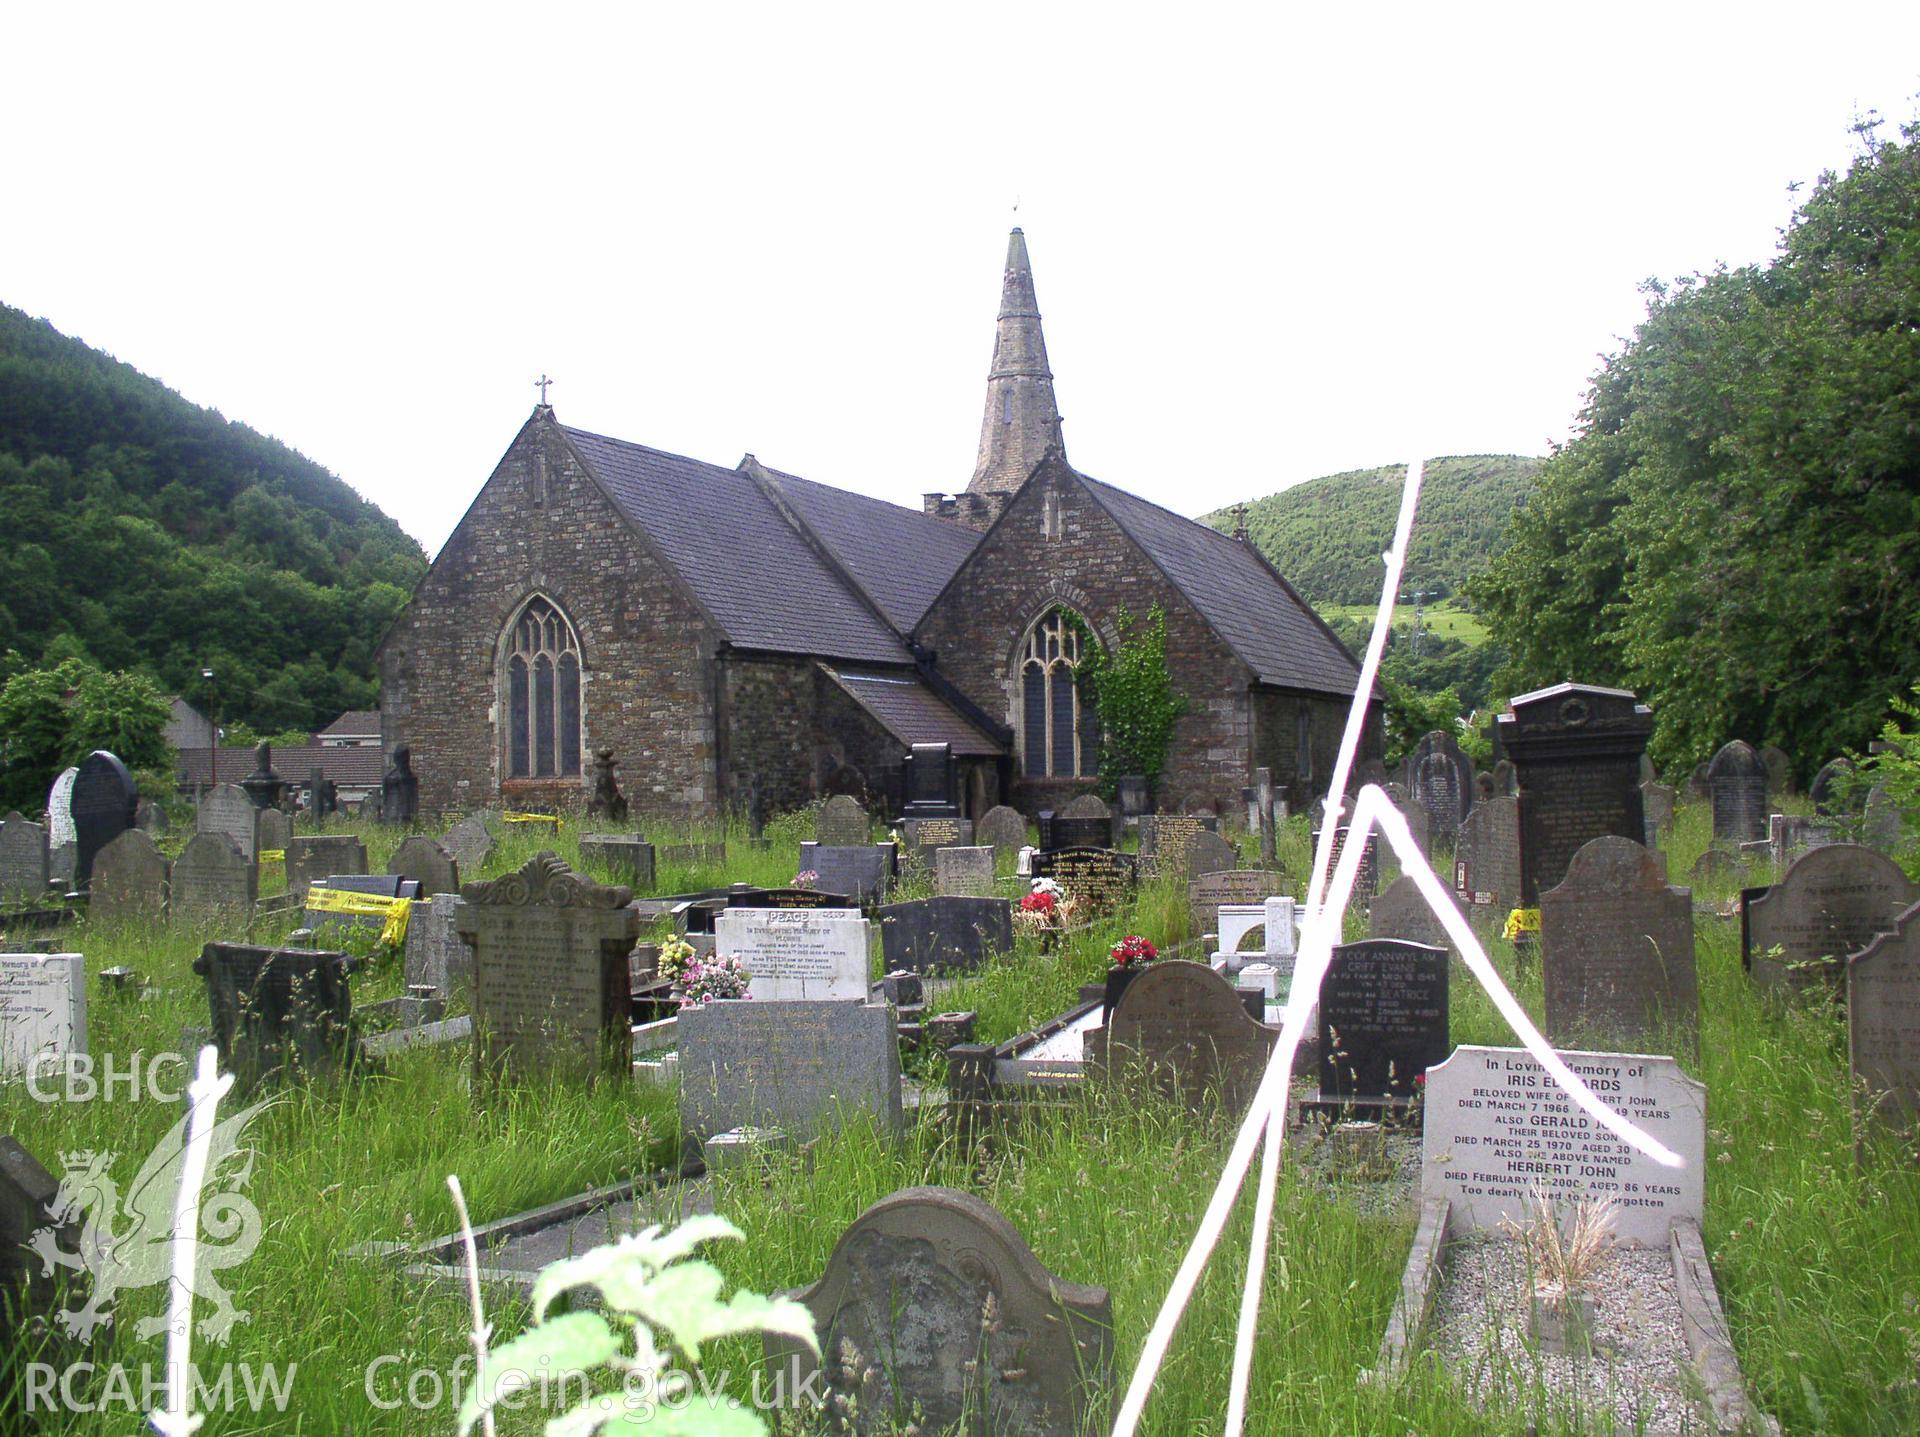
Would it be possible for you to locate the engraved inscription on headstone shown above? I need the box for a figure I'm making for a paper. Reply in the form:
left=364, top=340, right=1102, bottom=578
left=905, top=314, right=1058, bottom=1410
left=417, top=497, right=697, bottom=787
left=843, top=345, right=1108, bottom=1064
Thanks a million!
left=1708, top=740, right=1769, bottom=845
left=799, top=844, right=894, bottom=905
left=387, top=835, right=460, bottom=898
left=877, top=896, right=1013, bottom=976
left=1848, top=900, right=1920, bottom=1131
left=1029, top=847, right=1137, bottom=912
left=404, top=893, right=472, bottom=1001
left=1540, top=836, right=1696, bottom=1049
left=198, top=783, right=261, bottom=861
left=46, top=767, right=77, bottom=850
left=193, top=942, right=353, bottom=1087
left=169, top=833, right=258, bottom=923
left=286, top=835, right=369, bottom=901
left=933, top=845, right=995, bottom=897
left=814, top=795, right=871, bottom=848
left=1101, top=960, right=1275, bottom=1113
left=1744, top=843, right=1919, bottom=991
left=1319, top=940, right=1449, bottom=1101
left=678, top=999, right=902, bottom=1140
left=1187, top=870, right=1285, bottom=941
left=1406, top=730, right=1474, bottom=848
left=0, top=817, right=49, bottom=902
left=712, top=907, right=870, bottom=1001
left=88, top=829, right=169, bottom=924
left=0, top=953, right=86, bottom=1077
left=441, top=815, right=495, bottom=876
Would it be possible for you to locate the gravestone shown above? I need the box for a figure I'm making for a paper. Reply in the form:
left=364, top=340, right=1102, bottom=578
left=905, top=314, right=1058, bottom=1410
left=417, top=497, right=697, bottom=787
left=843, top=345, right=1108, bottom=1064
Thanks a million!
left=1640, top=780, right=1676, bottom=846
left=1, top=1137, right=76, bottom=1340
left=1809, top=758, right=1859, bottom=818
left=1218, top=896, right=1296, bottom=968
left=677, top=998, right=902, bottom=1140
left=1421, top=1045, right=1705, bottom=1245
left=1708, top=740, right=1769, bottom=845
left=1101, top=960, right=1276, bottom=1113
left=1491, top=758, right=1516, bottom=796
left=1690, top=848, right=1750, bottom=889
left=256, top=807, right=291, bottom=856
left=1639, top=752, right=1657, bottom=785
left=815, top=795, right=871, bottom=847
left=1848, top=900, right=1920, bottom=1130
left=1406, top=730, right=1474, bottom=847
left=900, top=741, right=960, bottom=819
left=1496, top=683, right=1654, bottom=905
left=766, top=1186, right=1112, bottom=1437
left=1369, top=874, right=1464, bottom=957
left=70, top=751, right=137, bottom=890
left=169, top=833, right=258, bottom=923
left=728, top=888, right=856, bottom=911
left=1451, top=795, right=1520, bottom=912
left=88, top=829, right=170, bottom=924
left=1319, top=940, right=1449, bottom=1103
left=198, top=783, right=261, bottom=861
left=379, top=745, right=419, bottom=823
left=305, top=874, right=420, bottom=936
left=1028, top=847, right=1137, bottom=912
left=193, top=942, right=354, bottom=1087
left=976, top=804, right=1027, bottom=858
left=403, top=893, right=472, bottom=1000
left=1187, top=870, right=1285, bottom=942
left=1743, top=843, right=1919, bottom=991
left=46, top=767, right=77, bottom=851
left=1759, top=745, right=1793, bottom=795
left=239, top=741, right=287, bottom=810
left=578, top=835, right=655, bottom=889
left=933, top=845, right=995, bottom=897
left=1863, top=786, right=1903, bottom=853
left=1312, top=825, right=1378, bottom=899
left=0, top=816, right=49, bottom=902
left=900, top=817, right=973, bottom=869
left=441, top=815, right=495, bottom=876
left=458, top=853, right=637, bottom=1084
left=387, top=835, right=460, bottom=898
left=1138, top=814, right=1215, bottom=876
left=1381, top=783, right=1430, bottom=863
left=585, top=747, right=628, bottom=823
left=1183, top=829, right=1239, bottom=881
left=0, top=952, right=86, bottom=1078
left=877, top=896, right=1014, bottom=976
left=799, top=843, right=894, bottom=905
left=1539, top=836, right=1696, bottom=1049
left=711, top=907, right=871, bottom=1001
left=285, top=835, right=368, bottom=901
left=307, top=766, right=338, bottom=819
left=1050, top=793, right=1113, bottom=849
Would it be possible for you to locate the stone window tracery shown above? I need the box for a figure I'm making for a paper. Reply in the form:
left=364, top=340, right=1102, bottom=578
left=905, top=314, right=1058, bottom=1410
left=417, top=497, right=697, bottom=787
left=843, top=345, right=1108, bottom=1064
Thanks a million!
left=1020, top=608, right=1098, bottom=778
left=503, top=596, right=581, bottom=778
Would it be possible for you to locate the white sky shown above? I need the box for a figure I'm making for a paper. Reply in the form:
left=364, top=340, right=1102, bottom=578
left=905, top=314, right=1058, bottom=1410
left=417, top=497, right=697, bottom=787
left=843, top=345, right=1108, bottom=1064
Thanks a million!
left=4, top=5, right=1917, bottom=557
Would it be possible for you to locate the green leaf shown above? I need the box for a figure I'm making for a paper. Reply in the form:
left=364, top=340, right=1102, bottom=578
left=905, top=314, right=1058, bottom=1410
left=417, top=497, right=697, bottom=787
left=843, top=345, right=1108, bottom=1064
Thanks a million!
left=457, top=1313, right=622, bottom=1436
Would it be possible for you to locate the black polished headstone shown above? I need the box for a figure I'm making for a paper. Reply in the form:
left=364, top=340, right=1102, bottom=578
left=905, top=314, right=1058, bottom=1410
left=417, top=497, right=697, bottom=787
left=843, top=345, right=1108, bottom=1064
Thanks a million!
left=70, top=750, right=137, bottom=890
left=1319, top=939, right=1449, bottom=1102
left=900, top=742, right=960, bottom=819
left=193, top=942, right=355, bottom=1088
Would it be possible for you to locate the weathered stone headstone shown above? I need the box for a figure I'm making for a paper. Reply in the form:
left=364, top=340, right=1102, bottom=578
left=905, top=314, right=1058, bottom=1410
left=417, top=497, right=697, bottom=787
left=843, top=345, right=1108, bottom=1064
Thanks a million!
left=877, top=896, right=1013, bottom=976
left=1759, top=745, right=1793, bottom=795
left=386, top=835, right=459, bottom=898
left=712, top=907, right=870, bottom=1001
left=403, top=893, right=472, bottom=1000
left=933, top=845, right=995, bottom=897
left=1369, top=873, right=1464, bottom=958
left=0, top=816, right=49, bottom=902
left=169, top=833, right=258, bottom=923
left=1451, top=794, right=1520, bottom=913
left=1640, top=780, right=1676, bottom=846
left=197, top=783, right=261, bottom=862
left=975, top=804, right=1027, bottom=858
left=1138, top=814, right=1214, bottom=876
left=1848, top=900, right=1920, bottom=1131
left=816, top=795, right=871, bottom=848
left=900, top=816, right=973, bottom=870
left=256, top=807, right=291, bottom=856
left=577, top=834, right=655, bottom=889
left=678, top=998, right=902, bottom=1140
left=1421, top=1045, right=1705, bottom=1245
left=1809, top=757, right=1859, bottom=818
left=1539, top=836, right=1697, bottom=1049
left=1319, top=940, right=1449, bottom=1101
left=1101, top=960, right=1275, bottom=1112
left=135, top=798, right=168, bottom=835
left=285, top=835, right=368, bottom=901
left=1708, top=740, right=1769, bottom=845
left=1187, top=869, right=1285, bottom=941
left=49, top=841, right=75, bottom=890
left=1312, top=824, right=1378, bottom=899
left=46, top=767, right=77, bottom=850
left=193, top=942, right=353, bottom=1086
left=1183, top=829, right=1239, bottom=881
left=0, top=952, right=86, bottom=1077
left=766, top=1186, right=1112, bottom=1437
left=1491, top=758, right=1516, bottom=796
left=441, top=815, right=495, bottom=876
left=1, top=1136, right=77, bottom=1339
left=1050, top=793, right=1113, bottom=849
left=70, top=751, right=137, bottom=890
left=585, top=747, right=628, bottom=823
left=1744, top=843, right=1919, bottom=991
left=1029, top=846, right=1137, bottom=912
left=1497, top=683, right=1653, bottom=905
left=239, top=741, right=287, bottom=810
left=458, top=853, right=637, bottom=1084
left=88, top=829, right=170, bottom=924
left=799, top=843, right=893, bottom=904
left=1405, top=729, right=1474, bottom=848
left=379, top=744, right=419, bottom=823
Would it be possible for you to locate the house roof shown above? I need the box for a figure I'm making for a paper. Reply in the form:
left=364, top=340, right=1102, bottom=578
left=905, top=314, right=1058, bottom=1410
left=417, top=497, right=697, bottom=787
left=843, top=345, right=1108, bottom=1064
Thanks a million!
left=176, top=744, right=387, bottom=789
left=762, top=465, right=979, bottom=631
left=317, top=709, right=381, bottom=739
left=822, top=667, right=1004, bottom=756
left=1079, top=475, right=1365, bottom=698
left=561, top=427, right=915, bottom=665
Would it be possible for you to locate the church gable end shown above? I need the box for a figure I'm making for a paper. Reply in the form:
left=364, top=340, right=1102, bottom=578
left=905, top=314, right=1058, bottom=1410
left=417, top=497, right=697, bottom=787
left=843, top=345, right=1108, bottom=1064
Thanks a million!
left=378, top=412, right=724, bottom=816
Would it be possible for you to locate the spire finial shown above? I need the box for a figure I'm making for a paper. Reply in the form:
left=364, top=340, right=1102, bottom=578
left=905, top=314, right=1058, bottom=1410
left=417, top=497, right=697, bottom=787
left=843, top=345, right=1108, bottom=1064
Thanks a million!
left=1233, top=504, right=1249, bottom=543
left=535, top=374, right=554, bottom=407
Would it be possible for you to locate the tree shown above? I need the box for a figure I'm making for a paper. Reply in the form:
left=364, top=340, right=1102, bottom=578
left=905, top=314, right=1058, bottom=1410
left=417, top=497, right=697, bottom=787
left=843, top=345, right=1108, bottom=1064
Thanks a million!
left=0, top=658, right=172, bottom=811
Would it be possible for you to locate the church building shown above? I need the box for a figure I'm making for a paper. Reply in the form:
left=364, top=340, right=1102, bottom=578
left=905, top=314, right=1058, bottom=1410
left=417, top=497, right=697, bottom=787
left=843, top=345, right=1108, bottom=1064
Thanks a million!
left=376, top=230, right=1377, bottom=821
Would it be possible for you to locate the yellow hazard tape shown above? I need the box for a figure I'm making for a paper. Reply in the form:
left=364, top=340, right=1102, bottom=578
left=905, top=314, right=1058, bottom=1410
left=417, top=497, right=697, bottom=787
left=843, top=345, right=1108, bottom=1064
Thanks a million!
left=258, top=849, right=285, bottom=863
left=305, top=887, right=412, bottom=945
left=1502, top=907, right=1541, bottom=941
left=502, top=811, right=561, bottom=828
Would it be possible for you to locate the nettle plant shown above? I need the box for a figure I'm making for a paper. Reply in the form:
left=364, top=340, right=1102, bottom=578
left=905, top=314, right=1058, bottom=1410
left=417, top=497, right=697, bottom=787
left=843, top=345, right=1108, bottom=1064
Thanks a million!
left=458, top=1214, right=818, bottom=1437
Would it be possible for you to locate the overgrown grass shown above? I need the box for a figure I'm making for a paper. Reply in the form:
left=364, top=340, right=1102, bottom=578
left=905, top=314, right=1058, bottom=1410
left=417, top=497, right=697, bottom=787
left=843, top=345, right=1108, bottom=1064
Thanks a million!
left=5, top=799, right=1917, bottom=1433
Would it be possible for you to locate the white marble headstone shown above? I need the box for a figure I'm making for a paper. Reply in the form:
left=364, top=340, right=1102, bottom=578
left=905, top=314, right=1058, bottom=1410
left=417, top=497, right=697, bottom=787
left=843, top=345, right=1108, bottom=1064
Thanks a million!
left=47, top=768, right=78, bottom=849
left=0, top=952, right=87, bottom=1078
left=1421, top=1044, right=1705, bottom=1246
left=713, top=907, right=869, bottom=1001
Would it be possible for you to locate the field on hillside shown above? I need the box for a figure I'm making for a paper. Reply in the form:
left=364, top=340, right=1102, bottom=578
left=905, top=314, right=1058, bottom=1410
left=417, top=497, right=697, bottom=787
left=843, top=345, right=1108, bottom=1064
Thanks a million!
left=1320, top=599, right=1491, bottom=648
left=4, top=803, right=1917, bottom=1435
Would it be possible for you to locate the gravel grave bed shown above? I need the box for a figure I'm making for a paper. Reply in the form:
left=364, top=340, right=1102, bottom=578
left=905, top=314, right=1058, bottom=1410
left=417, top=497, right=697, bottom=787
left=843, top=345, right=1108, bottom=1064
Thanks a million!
left=1289, top=1122, right=1422, bottom=1219
left=1428, top=1233, right=1704, bottom=1435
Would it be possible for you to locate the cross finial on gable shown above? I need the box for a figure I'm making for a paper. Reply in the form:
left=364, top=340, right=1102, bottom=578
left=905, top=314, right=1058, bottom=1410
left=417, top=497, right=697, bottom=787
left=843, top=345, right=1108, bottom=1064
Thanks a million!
left=1233, top=504, right=1249, bottom=542
left=536, top=374, right=554, bottom=406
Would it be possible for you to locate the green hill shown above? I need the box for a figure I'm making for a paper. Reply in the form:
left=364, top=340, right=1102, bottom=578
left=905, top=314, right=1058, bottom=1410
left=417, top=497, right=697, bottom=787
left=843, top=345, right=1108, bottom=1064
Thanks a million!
left=0, top=303, right=426, bottom=733
left=1202, top=454, right=1540, bottom=607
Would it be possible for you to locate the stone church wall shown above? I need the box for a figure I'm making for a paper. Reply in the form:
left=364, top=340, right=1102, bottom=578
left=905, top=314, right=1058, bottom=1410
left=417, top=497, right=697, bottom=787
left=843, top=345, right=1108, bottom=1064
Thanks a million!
left=378, top=419, right=722, bottom=818
left=1250, top=687, right=1374, bottom=812
left=914, top=456, right=1253, bottom=815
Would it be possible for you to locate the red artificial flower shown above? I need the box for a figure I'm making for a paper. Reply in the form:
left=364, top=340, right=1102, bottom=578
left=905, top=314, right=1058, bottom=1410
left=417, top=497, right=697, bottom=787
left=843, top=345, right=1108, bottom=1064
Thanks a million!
left=1109, top=934, right=1159, bottom=965
left=1020, top=891, right=1057, bottom=915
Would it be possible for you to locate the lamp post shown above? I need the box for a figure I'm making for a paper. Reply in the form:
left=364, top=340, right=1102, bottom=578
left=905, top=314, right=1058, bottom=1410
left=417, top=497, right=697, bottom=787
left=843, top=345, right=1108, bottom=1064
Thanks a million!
left=200, top=667, right=216, bottom=804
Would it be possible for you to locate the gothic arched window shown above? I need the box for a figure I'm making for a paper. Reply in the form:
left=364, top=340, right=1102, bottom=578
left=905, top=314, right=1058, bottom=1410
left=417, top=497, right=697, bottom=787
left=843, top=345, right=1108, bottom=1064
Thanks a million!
left=503, top=597, right=582, bottom=778
left=1020, top=609, right=1098, bottom=778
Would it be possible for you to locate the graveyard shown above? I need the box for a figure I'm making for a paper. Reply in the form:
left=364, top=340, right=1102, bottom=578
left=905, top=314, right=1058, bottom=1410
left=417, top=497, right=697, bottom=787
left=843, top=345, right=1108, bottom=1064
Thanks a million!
left=3, top=755, right=1918, bottom=1436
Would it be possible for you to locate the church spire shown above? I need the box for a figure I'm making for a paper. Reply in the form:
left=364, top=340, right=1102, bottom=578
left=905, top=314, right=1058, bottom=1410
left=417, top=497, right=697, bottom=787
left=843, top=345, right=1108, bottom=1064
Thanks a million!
left=967, top=227, right=1065, bottom=495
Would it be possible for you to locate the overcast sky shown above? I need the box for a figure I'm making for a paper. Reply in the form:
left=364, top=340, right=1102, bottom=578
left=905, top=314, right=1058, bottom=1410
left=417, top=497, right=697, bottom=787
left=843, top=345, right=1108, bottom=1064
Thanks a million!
left=5, top=6, right=1917, bottom=556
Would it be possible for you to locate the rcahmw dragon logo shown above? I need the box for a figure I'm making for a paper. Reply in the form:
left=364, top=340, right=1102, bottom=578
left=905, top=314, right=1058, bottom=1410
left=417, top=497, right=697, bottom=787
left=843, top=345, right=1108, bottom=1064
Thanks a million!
left=28, top=1094, right=274, bottom=1343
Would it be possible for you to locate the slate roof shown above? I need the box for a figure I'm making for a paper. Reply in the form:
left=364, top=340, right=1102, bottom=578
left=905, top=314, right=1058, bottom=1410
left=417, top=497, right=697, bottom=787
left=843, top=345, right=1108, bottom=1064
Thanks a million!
left=1079, top=476, right=1365, bottom=697
left=175, top=744, right=387, bottom=790
left=823, top=668, right=1004, bottom=756
left=317, top=709, right=381, bottom=739
left=763, top=466, right=979, bottom=631
left=561, top=427, right=913, bottom=664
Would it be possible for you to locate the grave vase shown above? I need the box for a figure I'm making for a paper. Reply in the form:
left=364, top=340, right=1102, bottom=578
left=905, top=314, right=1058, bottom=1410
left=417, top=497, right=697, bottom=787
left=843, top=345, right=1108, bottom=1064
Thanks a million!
left=1103, top=962, right=1145, bottom=1019
left=1530, top=1284, right=1597, bottom=1355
